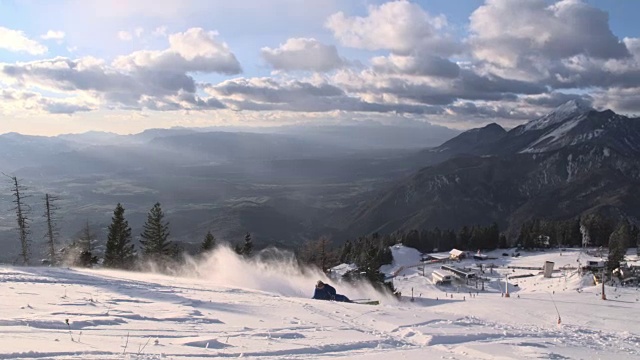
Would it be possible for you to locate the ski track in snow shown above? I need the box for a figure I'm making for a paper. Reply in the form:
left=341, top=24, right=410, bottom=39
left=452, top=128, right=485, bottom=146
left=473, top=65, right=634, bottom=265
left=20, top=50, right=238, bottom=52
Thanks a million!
left=1, top=248, right=639, bottom=359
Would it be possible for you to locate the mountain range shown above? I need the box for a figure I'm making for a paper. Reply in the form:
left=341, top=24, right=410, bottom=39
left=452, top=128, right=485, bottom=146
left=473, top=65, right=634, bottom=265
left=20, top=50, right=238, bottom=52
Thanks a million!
left=344, top=100, right=640, bottom=239
left=0, top=122, right=455, bottom=262
left=1, top=101, right=638, bottom=262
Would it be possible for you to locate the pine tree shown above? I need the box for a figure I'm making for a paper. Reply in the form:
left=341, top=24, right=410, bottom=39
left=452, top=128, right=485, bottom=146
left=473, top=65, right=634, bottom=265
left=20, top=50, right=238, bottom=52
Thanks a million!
left=78, top=220, right=97, bottom=253
left=201, top=231, right=216, bottom=253
left=498, top=234, right=508, bottom=249
left=75, top=221, right=99, bottom=267
left=140, top=202, right=173, bottom=263
left=103, top=203, right=136, bottom=269
left=608, top=220, right=630, bottom=272
left=235, top=232, right=253, bottom=256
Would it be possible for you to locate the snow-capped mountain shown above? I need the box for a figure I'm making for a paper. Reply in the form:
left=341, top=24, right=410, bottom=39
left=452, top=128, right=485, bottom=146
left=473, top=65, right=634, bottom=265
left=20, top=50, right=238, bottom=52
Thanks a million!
left=521, top=99, right=593, bottom=132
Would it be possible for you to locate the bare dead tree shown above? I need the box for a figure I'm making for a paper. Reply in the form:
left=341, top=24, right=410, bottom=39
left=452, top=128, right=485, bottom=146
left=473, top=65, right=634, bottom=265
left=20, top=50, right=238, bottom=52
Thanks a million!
left=44, top=193, right=61, bottom=265
left=5, top=174, right=31, bottom=265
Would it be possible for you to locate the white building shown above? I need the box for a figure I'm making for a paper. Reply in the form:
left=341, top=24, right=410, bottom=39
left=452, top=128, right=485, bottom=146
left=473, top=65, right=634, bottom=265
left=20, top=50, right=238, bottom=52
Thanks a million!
left=432, top=271, right=453, bottom=285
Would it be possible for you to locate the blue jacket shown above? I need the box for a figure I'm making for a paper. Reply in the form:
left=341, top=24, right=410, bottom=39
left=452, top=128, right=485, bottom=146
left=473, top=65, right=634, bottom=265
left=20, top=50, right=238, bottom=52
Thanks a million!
left=312, top=284, right=351, bottom=302
left=313, top=284, right=337, bottom=300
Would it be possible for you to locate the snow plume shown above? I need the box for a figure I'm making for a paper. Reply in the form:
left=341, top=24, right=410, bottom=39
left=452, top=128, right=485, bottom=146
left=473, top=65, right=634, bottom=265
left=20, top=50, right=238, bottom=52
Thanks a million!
left=173, top=245, right=396, bottom=304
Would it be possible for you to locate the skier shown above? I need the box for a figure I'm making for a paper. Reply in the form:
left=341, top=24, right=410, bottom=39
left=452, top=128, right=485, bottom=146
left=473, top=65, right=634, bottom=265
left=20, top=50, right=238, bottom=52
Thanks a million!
left=313, top=281, right=352, bottom=302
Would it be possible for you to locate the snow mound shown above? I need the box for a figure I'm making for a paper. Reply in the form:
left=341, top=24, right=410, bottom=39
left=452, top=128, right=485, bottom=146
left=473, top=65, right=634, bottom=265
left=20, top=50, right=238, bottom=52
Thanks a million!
left=380, top=245, right=422, bottom=277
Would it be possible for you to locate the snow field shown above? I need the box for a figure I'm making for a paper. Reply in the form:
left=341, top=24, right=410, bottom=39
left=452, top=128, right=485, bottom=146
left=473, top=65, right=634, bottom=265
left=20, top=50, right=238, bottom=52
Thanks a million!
left=0, top=246, right=638, bottom=359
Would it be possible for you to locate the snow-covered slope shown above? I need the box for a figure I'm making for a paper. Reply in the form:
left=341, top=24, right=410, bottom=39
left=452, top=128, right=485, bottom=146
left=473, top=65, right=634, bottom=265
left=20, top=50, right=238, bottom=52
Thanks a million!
left=522, top=100, right=593, bottom=132
left=1, top=246, right=639, bottom=359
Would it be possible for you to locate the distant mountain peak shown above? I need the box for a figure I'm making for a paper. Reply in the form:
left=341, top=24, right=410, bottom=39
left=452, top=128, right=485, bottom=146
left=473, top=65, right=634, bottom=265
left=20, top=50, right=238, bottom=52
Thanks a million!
left=523, top=99, right=593, bottom=132
left=480, top=122, right=506, bottom=133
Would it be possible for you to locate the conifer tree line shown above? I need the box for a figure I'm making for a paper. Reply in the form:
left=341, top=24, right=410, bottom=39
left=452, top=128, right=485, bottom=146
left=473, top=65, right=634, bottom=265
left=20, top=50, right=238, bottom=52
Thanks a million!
left=4, top=175, right=638, bottom=280
left=2, top=175, right=237, bottom=270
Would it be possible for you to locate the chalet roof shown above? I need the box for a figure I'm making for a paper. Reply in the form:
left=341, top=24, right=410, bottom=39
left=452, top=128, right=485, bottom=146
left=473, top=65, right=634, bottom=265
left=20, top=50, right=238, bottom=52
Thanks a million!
left=450, top=249, right=463, bottom=257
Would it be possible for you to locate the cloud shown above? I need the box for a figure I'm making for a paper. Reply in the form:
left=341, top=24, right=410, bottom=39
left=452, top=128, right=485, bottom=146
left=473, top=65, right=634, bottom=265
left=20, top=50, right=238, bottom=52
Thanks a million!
left=0, top=27, right=47, bottom=55
left=371, top=53, right=459, bottom=78
left=0, top=28, right=239, bottom=113
left=117, top=31, right=133, bottom=41
left=331, top=67, right=545, bottom=107
left=469, top=0, right=629, bottom=73
left=445, top=101, right=538, bottom=120
left=208, top=77, right=440, bottom=114
left=523, top=92, right=593, bottom=108
left=153, top=26, right=168, bottom=37
left=113, top=28, right=242, bottom=75
left=40, top=30, right=66, bottom=41
left=1, top=88, right=94, bottom=114
left=1, top=57, right=226, bottom=112
left=593, top=87, right=640, bottom=113
left=261, top=38, right=344, bottom=72
left=40, top=100, right=93, bottom=114
left=326, top=1, right=460, bottom=56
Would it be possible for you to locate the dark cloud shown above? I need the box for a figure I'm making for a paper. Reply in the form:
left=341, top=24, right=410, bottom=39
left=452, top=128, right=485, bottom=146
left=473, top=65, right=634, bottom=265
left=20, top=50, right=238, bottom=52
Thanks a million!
left=210, top=77, right=441, bottom=114
left=40, top=100, right=93, bottom=114
left=446, top=101, right=535, bottom=120
left=594, top=87, right=640, bottom=113
left=524, top=92, right=593, bottom=108
left=371, top=54, right=460, bottom=78
left=333, top=68, right=545, bottom=107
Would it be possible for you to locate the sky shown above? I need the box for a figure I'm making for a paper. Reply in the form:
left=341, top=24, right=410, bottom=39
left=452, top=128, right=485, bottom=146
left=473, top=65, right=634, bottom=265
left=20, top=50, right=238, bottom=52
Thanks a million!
left=0, top=0, right=639, bottom=135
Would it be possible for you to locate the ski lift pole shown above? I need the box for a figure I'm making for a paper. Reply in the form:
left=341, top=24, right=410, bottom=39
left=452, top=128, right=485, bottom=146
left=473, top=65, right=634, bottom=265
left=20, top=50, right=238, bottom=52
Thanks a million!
left=601, top=268, right=606, bottom=300
left=504, top=273, right=510, bottom=298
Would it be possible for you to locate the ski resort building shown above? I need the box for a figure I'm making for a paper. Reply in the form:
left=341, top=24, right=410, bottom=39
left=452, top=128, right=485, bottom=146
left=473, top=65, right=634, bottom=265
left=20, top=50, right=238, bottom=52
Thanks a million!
left=473, top=250, right=489, bottom=261
left=432, top=271, right=453, bottom=285
left=449, top=249, right=465, bottom=260
left=585, top=260, right=606, bottom=270
left=441, top=264, right=476, bottom=279
left=423, top=253, right=450, bottom=262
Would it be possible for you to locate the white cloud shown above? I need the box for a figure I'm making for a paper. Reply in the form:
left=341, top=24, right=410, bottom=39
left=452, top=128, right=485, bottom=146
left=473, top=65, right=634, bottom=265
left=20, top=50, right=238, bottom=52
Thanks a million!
left=40, top=30, right=66, bottom=41
left=0, top=28, right=240, bottom=113
left=113, top=28, right=242, bottom=74
left=469, top=0, right=628, bottom=72
left=153, top=26, right=168, bottom=37
left=261, top=38, right=344, bottom=72
left=1, top=88, right=95, bottom=114
left=325, top=1, right=460, bottom=56
left=117, top=31, right=133, bottom=41
left=3, top=1, right=640, bottom=128
left=0, top=26, right=47, bottom=55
